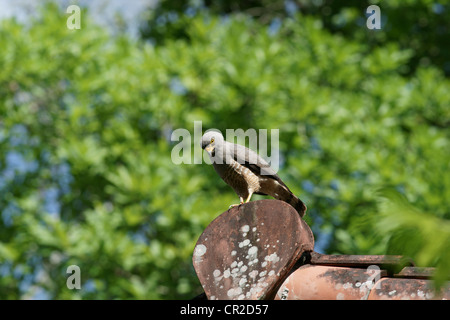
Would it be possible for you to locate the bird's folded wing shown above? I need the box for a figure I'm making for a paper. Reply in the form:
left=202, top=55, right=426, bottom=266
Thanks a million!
left=230, top=143, right=289, bottom=189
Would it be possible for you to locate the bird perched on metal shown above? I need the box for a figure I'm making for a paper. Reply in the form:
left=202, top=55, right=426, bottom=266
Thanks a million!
left=201, top=131, right=307, bottom=217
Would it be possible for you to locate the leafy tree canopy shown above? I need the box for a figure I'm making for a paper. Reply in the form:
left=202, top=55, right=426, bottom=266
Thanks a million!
left=0, top=2, right=448, bottom=299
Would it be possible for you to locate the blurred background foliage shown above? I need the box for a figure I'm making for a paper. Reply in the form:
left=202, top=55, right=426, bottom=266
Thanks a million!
left=0, top=0, right=448, bottom=299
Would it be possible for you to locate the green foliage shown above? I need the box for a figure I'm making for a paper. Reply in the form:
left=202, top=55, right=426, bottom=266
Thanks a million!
left=0, top=2, right=449, bottom=299
left=376, top=188, right=450, bottom=290
left=142, top=0, right=450, bottom=75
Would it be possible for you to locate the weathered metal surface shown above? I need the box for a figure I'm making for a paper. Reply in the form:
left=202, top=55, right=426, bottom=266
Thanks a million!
left=276, top=264, right=450, bottom=300
left=394, top=267, right=436, bottom=279
left=368, top=278, right=450, bottom=300
left=310, top=252, right=414, bottom=270
left=192, top=199, right=450, bottom=300
left=275, top=265, right=386, bottom=300
left=193, top=199, right=314, bottom=300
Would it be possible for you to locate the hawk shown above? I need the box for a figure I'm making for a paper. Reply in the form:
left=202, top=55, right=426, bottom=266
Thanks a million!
left=201, top=131, right=307, bottom=217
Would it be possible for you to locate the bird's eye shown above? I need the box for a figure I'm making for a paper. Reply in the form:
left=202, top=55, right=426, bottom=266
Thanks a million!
left=211, top=137, right=215, bottom=143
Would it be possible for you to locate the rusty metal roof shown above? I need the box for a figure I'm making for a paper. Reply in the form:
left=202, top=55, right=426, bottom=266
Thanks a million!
left=193, top=199, right=449, bottom=300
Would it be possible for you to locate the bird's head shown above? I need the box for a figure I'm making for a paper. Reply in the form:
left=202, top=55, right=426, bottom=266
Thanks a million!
left=201, top=131, right=223, bottom=155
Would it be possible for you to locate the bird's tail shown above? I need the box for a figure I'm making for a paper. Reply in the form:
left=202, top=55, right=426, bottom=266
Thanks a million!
left=271, top=183, right=307, bottom=217
left=286, top=194, right=307, bottom=217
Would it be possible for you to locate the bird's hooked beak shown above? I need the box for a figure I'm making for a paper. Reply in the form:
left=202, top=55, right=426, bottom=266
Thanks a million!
left=205, top=144, right=215, bottom=154
left=201, top=135, right=217, bottom=156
